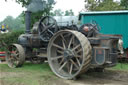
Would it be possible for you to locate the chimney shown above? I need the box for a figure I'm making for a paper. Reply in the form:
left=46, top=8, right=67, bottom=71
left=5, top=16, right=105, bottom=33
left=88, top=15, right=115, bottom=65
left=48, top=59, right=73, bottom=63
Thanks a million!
left=25, top=11, right=31, bottom=34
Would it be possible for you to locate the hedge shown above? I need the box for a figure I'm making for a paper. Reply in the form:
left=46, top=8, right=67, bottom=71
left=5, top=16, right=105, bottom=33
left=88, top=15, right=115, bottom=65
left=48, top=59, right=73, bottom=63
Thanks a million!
left=0, top=30, right=24, bottom=51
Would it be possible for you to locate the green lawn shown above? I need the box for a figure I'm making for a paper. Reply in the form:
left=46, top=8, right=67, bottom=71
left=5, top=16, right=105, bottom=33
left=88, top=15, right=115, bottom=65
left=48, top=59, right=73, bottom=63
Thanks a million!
left=111, top=63, right=128, bottom=71
left=0, top=62, right=57, bottom=85
left=0, top=62, right=128, bottom=85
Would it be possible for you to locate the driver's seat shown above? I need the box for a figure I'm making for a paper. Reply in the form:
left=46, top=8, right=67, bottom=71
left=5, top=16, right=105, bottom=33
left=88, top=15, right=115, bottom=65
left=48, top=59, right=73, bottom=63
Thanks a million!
left=79, top=23, right=98, bottom=37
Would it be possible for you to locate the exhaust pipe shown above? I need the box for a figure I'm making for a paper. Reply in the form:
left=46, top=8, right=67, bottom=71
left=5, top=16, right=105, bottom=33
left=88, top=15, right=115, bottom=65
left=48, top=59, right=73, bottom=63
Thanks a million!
left=25, top=11, right=31, bottom=34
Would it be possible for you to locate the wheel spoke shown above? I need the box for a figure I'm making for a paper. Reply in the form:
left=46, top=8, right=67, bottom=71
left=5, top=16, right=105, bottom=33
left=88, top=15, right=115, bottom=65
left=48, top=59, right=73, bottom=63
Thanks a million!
left=40, top=31, right=44, bottom=35
left=47, top=24, right=54, bottom=28
left=57, top=50, right=64, bottom=55
left=10, top=61, right=14, bottom=67
left=51, top=56, right=63, bottom=60
left=59, top=61, right=67, bottom=71
left=8, top=58, right=13, bottom=62
left=11, top=53, right=19, bottom=60
left=70, top=59, right=79, bottom=69
left=47, top=29, right=54, bottom=35
left=14, top=56, right=19, bottom=60
left=75, top=55, right=82, bottom=58
left=53, top=43, right=64, bottom=50
left=15, top=53, right=19, bottom=56
left=67, top=62, right=70, bottom=73
left=62, top=39, right=66, bottom=49
left=11, top=59, right=17, bottom=67
left=15, top=49, right=18, bottom=52
left=76, top=58, right=81, bottom=66
left=60, top=34, right=66, bottom=42
left=72, top=44, right=81, bottom=51
left=41, top=23, right=45, bottom=27
left=11, top=53, right=17, bottom=57
left=72, top=35, right=75, bottom=48
left=64, top=33, right=71, bottom=38
left=59, top=58, right=64, bottom=65
left=68, top=35, right=74, bottom=49
left=60, top=34, right=67, bottom=48
left=69, top=63, right=73, bottom=74
left=11, top=53, right=15, bottom=57
left=76, top=48, right=82, bottom=54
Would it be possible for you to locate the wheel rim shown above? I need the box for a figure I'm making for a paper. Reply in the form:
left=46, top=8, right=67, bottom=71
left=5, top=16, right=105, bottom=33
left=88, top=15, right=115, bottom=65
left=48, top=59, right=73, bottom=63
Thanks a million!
left=6, top=44, right=25, bottom=68
left=47, top=30, right=92, bottom=79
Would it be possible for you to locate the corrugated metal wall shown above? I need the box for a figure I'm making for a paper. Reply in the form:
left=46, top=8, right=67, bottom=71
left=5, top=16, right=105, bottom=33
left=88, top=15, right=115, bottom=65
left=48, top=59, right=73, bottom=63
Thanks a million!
left=79, top=11, right=128, bottom=49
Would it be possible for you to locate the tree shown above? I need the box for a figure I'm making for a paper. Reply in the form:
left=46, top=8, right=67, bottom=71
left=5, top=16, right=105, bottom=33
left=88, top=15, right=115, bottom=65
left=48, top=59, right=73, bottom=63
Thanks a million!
left=0, top=14, right=25, bottom=30
left=50, top=9, right=74, bottom=16
left=120, top=0, right=128, bottom=9
left=0, top=16, right=14, bottom=30
left=5, top=0, right=32, bottom=7
left=5, top=0, right=55, bottom=27
left=50, top=9, right=64, bottom=16
left=85, top=0, right=100, bottom=11
left=65, top=9, right=74, bottom=16
left=85, top=0, right=123, bottom=11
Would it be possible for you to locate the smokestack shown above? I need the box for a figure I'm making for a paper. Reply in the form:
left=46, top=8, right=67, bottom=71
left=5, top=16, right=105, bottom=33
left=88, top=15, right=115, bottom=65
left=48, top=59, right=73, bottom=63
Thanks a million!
left=24, top=0, right=55, bottom=33
left=25, top=11, right=31, bottom=34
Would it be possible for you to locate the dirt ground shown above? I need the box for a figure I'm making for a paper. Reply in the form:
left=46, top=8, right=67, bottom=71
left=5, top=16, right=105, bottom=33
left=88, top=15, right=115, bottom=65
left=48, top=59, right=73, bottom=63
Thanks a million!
left=0, top=68, right=128, bottom=85
left=55, top=69, right=128, bottom=85
left=0, top=61, right=128, bottom=85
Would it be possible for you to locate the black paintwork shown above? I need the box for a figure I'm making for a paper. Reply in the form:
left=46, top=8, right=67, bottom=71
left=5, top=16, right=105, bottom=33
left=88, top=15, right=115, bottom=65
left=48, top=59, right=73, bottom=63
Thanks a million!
left=18, top=13, right=121, bottom=68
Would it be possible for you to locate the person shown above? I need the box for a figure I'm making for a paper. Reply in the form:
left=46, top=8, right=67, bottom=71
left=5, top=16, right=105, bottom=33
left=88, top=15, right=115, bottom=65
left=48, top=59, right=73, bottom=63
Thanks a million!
left=0, top=25, right=1, bottom=30
left=0, top=24, right=9, bottom=34
left=1, top=24, right=6, bottom=32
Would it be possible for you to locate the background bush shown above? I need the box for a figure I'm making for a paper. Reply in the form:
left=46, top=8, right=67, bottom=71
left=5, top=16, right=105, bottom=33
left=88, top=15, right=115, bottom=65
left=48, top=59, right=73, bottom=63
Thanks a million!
left=0, top=30, right=24, bottom=51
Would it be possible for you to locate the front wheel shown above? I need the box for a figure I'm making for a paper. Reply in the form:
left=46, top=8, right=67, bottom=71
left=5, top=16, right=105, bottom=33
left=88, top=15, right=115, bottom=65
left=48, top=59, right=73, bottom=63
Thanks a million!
left=6, top=44, right=25, bottom=68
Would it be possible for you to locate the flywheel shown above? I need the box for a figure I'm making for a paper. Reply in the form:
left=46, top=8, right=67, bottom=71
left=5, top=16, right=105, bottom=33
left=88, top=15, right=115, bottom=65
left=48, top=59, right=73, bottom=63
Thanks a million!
left=47, top=30, right=92, bottom=79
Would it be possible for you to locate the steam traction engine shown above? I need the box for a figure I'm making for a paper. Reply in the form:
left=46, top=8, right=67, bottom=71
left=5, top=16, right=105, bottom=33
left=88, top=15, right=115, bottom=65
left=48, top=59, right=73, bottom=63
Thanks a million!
left=6, top=11, right=123, bottom=79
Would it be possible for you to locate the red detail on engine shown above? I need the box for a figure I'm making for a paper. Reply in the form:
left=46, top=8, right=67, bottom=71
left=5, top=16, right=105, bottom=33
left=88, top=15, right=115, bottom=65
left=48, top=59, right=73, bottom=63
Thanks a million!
left=83, top=26, right=89, bottom=32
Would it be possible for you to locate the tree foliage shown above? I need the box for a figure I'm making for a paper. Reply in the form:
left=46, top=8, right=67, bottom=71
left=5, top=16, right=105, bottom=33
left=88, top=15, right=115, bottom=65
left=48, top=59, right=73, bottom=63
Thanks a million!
left=85, top=0, right=124, bottom=11
left=120, top=0, right=128, bottom=10
left=5, top=0, right=55, bottom=27
left=0, top=14, right=25, bottom=31
left=0, top=30, right=24, bottom=51
left=15, top=0, right=31, bottom=7
left=50, top=9, right=74, bottom=16
left=50, top=9, right=64, bottom=16
left=65, top=10, right=74, bottom=16
left=5, top=0, right=31, bottom=7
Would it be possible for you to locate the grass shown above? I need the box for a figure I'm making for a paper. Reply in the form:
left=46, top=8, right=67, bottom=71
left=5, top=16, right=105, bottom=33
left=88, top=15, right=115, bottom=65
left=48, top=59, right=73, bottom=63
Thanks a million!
left=0, top=62, right=53, bottom=74
left=111, top=63, right=128, bottom=71
left=0, top=62, right=57, bottom=85
left=0, top=62, right=128, bottom=85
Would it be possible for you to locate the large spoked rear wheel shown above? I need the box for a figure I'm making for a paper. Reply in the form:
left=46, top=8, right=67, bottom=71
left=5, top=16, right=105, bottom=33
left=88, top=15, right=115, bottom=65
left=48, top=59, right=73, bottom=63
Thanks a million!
left=6, top=44, right=25, bottom=68
left=47, top=30, right=92, bottom=79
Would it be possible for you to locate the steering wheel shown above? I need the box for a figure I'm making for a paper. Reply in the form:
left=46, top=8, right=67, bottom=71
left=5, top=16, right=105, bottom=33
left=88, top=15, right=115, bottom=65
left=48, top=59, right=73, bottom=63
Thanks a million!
left=38, top=16, right=58, bottom=42
left=91, top=20, right=101, bottom=32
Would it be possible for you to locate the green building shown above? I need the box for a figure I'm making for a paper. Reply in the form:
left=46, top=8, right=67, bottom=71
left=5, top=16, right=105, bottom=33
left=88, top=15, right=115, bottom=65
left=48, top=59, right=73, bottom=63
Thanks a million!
left=79, top=11, right=128, bottom=49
